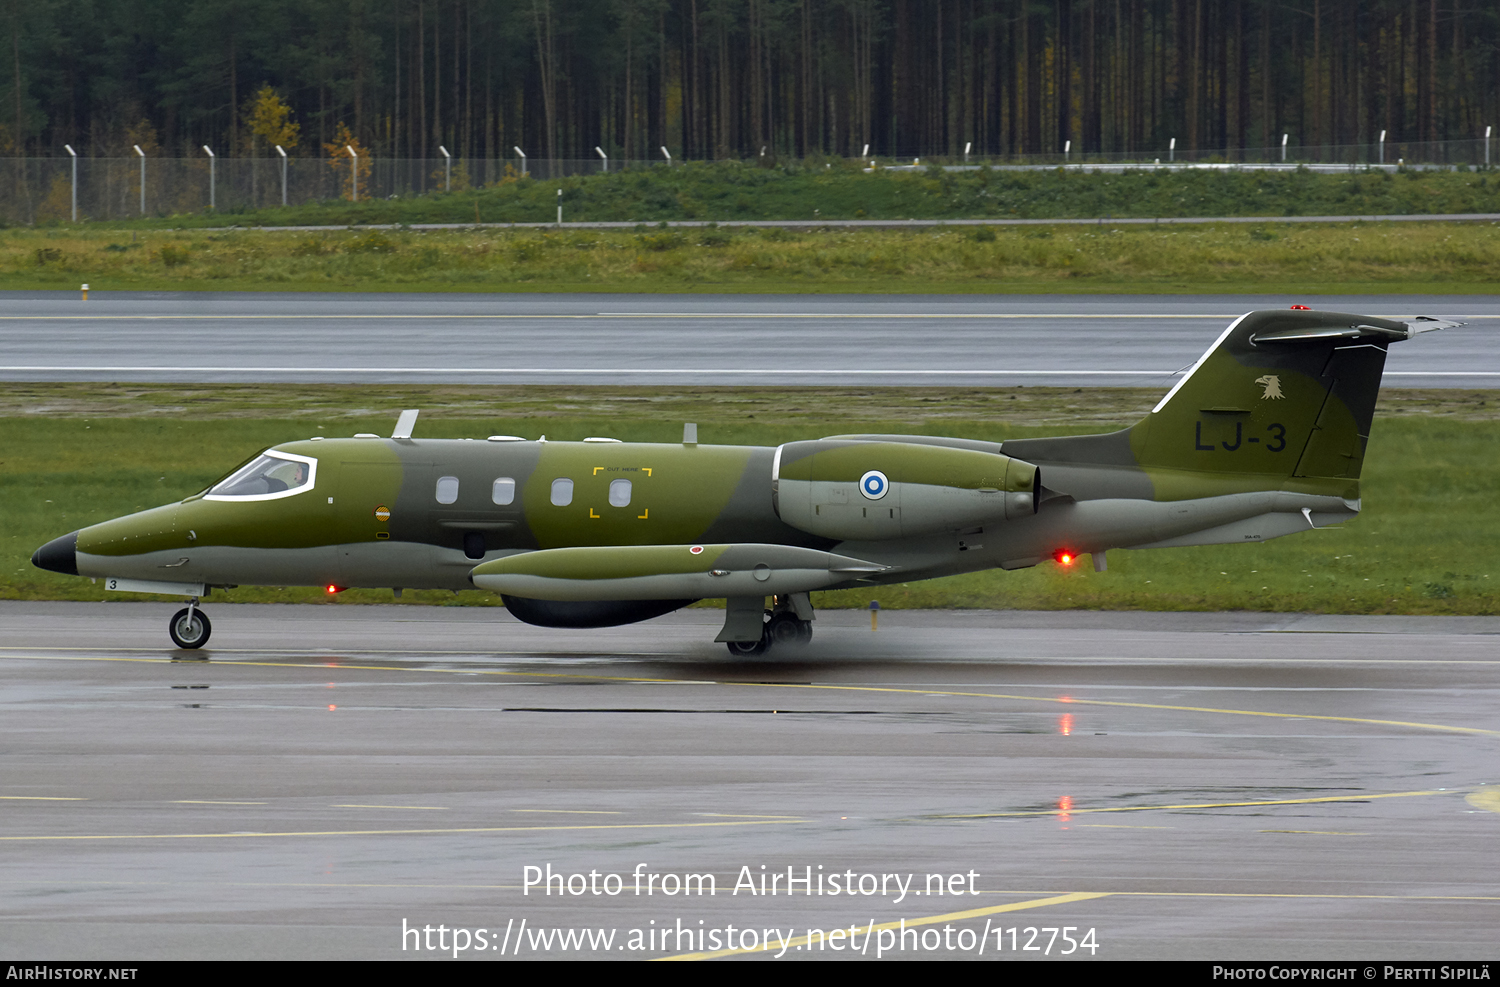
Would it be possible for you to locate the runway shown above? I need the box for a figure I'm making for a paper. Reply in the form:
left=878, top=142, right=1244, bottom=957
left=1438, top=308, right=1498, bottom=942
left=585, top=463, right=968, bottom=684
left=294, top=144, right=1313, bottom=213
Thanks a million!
left=3, top=602, right=1498, bottom=961
left=0, top=291, right=1494, bottom=387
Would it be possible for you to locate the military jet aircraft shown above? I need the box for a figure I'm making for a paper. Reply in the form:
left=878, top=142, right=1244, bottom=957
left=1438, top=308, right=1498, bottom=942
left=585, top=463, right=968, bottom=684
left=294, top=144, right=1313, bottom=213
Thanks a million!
left=31, top=308, right=1455, bottom=654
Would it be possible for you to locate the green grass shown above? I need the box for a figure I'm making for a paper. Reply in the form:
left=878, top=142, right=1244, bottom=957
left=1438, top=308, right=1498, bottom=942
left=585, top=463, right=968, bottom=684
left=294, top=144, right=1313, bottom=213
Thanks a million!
left=9, top=221, right=1500, bottom=294
left=4, top=384, right=1496, bottom=614
left=44, top=161, right=1500, bottom=230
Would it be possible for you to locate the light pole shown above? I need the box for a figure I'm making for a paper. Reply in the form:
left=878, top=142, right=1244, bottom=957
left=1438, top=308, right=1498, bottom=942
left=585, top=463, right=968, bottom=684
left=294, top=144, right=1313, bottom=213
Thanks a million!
left=1487, top=126, right=1493, bottom=168
left=514, top=146, right=528, bottom=178
left=660, top=146, right=672, bottom=165
left=964, top=141, right=971, bottom=164
left=347, top=145, right=358, bottom=201
left=595, top=146, right=608, bottom=173
left=203, top=145, right=215, bottom=209
left=134, top=144, right=146, bottom=215
left=439, top=145, right=451, bottom=191
left=1282, top=133, right=1289, bottom=162
left=64, top=144, right=77, bottom=222
left=1169, top=137, right=1175, bottom=163
left=1379, top=129, right=1386, bottom=165
left=556, top=188, right=562, bottom=227
left=1064, top=139, right=1072, bottom=162
left=275, top=145, right=288, bottom=206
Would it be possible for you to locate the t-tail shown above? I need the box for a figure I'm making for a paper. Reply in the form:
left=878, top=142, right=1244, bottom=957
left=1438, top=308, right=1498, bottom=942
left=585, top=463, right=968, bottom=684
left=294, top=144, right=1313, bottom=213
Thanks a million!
left=1004, top=309, right=1460, bottom=502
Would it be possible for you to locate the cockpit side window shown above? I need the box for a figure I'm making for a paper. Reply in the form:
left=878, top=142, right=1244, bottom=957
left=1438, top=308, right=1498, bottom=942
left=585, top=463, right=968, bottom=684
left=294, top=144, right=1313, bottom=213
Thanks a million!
left=205, top=452, right=317, bottom=501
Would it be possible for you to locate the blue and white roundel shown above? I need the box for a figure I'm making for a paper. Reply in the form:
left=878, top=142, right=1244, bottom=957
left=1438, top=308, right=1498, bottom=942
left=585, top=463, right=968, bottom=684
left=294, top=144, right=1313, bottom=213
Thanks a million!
left=859, top=470, right=889, bottom=500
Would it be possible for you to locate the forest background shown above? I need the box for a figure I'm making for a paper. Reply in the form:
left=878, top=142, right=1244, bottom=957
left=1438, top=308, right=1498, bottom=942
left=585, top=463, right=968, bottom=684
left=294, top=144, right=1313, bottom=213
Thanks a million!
left=4, top=0, right=1498, bottom=166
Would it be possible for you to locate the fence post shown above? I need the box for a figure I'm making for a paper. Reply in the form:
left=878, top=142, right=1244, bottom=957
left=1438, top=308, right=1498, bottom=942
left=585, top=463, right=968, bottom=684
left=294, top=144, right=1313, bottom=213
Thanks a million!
left=276, top=145, right=287, bottom=206
left=439, top=145, right=451, bottom=191
left=595, top=146, right=608, bottom=172
left=134, top=145, right=146, bottom=214
left=347, top=145, right=358, bottom=201
left=1379, top=130, right=1386, bottom=165
left=514, top=146, right=527, bottom=178
left=64, top=142, right=77, bottom=220
left=1281, top=133, right=1288, bottom=162
left=661, top=146, right=672, bottom=165
left=203, top=145, right=215, bottom=209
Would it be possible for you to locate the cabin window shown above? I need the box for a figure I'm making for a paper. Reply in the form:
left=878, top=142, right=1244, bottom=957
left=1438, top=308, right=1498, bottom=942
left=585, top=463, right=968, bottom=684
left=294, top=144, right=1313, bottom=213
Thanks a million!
left=492, top=477, right=516, bottom=505
left=205, top=452, right=316, bottom=500
left=435, top=476, right=459, bottom=504
left=609, top=478, right=632, bottom=507
left=550, top=478, right=574, bottom=506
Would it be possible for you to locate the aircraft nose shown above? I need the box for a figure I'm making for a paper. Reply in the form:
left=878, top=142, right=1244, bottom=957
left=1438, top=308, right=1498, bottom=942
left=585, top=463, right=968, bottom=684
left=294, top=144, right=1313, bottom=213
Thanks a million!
left=31, top=531, right=79, bottom=575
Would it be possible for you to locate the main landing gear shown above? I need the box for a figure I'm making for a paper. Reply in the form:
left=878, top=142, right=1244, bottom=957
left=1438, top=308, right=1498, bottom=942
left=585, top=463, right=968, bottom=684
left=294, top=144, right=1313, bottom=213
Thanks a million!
left=169, top=598, right=212, bottom=649
left=723, top=595, right=813, bottom=657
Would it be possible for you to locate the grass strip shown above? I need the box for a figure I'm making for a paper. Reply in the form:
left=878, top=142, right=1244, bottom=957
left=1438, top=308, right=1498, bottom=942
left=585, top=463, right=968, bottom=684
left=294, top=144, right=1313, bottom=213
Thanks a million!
left=10, top=222, right=1500, bottom=295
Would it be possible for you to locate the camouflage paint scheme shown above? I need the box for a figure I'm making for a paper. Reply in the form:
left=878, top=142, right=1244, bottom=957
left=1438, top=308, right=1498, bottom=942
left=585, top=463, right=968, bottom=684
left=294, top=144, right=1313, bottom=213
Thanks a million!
left=31, top=309, right=1450, bottom=650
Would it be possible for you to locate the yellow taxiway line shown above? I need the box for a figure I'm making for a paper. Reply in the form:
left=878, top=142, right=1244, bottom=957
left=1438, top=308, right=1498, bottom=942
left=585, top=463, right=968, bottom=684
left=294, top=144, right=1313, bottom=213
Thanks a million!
left=7, top=649, right=1499, bottom=740
left=0, top=818, right=806, bottom=842
left=659, top=891, right=1112, bottom=961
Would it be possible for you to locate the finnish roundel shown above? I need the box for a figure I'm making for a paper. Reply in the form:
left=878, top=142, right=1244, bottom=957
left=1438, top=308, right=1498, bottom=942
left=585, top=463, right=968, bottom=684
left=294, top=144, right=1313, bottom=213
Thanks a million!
left=859, top=470, right=889, bottom=500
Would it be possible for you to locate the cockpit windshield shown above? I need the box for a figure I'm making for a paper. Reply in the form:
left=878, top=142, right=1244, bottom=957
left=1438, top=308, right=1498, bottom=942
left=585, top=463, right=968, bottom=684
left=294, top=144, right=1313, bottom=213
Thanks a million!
left=205, top=452, right=317, bottom=500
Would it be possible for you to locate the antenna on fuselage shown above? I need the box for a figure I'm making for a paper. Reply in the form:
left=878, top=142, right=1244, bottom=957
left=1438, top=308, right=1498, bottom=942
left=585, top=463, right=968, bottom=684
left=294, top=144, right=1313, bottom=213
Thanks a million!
left=392, top=409, right=420, bottom=439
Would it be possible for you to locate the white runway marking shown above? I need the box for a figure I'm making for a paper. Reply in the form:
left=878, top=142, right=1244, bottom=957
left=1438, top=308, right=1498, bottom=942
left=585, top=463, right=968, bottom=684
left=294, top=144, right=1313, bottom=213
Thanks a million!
left=0, top=366, right=1489, bottom=377
left=5, top=313, right=1496, bottom=321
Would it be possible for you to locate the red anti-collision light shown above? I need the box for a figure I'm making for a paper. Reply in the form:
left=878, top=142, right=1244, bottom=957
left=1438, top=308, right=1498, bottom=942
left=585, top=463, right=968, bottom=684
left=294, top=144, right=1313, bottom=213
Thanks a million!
left=326, top=584, right=346, bottom=594
left=1290, top=304, right=1311, bottom=310
left=1053, top=550, right=1076, bottom=566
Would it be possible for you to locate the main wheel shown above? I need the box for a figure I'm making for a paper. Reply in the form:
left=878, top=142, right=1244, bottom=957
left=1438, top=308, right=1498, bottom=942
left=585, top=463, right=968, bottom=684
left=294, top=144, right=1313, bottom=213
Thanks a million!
left=169, top=607, right=212, bottom=649
left=765, top=611, right=807, bottom=647
left=725, top=636, right=767, bottom=657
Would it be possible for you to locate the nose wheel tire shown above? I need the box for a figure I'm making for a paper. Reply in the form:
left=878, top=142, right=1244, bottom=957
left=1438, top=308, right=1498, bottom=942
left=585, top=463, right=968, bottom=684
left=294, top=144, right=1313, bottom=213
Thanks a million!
left=169, top=607, right=212, bottom=649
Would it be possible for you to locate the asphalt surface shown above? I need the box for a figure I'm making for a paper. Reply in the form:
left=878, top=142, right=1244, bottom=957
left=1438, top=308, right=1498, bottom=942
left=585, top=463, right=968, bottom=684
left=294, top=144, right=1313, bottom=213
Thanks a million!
left=3, top=602, right=1498, bottom=961
left=0, top=291, right=1494, bottom=387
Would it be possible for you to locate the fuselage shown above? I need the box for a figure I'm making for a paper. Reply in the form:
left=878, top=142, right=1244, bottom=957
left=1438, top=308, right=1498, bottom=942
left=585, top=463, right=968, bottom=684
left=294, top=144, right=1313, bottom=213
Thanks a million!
left=64, top=431, right=1356, bottom=595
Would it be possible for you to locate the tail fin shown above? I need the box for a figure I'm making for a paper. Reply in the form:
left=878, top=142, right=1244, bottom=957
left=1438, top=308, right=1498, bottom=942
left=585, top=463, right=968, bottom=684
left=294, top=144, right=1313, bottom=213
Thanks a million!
left=1000, top=310, right=1456, bottom=491
left=1135, top=309, right=1443, bottom=482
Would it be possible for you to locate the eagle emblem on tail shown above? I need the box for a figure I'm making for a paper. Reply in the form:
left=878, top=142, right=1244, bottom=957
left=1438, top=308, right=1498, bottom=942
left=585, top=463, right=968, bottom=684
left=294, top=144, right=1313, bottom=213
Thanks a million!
left=1255, top=374, right=1285, bottom=399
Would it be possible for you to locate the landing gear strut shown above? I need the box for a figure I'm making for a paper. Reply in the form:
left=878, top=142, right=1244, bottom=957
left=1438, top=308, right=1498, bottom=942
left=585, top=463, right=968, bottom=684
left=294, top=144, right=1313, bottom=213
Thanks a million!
left=169, top=598, right=212, bottom=649
left=721, top=594, right=813, bottom=657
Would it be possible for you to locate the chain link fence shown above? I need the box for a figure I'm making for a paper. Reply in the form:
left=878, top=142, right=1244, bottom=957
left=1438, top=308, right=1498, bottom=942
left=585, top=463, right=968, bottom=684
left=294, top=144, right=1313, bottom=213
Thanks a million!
left=3, top=137, right=1495, bottom=226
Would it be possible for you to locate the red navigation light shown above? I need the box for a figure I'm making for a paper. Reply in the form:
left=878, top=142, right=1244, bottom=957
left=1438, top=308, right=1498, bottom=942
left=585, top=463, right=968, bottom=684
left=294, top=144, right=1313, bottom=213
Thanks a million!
left=1289, top=304, right=1311, bottom=310
left=1053, top=549, right=1076, bottom=566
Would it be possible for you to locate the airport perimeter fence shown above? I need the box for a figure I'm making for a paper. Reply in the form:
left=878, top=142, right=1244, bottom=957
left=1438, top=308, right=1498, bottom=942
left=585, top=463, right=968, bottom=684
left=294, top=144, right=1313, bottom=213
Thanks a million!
left=3, top=135, right=1495, bottom=226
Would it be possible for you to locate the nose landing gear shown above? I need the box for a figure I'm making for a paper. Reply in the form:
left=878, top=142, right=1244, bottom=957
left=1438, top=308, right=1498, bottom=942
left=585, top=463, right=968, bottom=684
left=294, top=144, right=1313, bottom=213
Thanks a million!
left=169, top=598, right=212, bottom=649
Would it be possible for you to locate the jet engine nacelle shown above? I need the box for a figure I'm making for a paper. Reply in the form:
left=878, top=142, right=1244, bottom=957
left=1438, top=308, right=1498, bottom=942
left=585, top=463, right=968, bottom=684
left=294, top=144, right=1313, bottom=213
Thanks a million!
left=772, top=440, right=1039, bottom=541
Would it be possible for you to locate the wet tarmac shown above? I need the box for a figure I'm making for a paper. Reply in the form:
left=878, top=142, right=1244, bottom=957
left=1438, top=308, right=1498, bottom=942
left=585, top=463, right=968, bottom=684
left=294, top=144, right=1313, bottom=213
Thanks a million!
left=2, top=602, right=1497, bottom=961
left=0, top=291, right=1492, bottom=387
